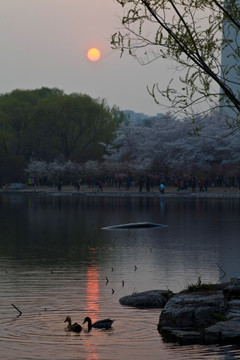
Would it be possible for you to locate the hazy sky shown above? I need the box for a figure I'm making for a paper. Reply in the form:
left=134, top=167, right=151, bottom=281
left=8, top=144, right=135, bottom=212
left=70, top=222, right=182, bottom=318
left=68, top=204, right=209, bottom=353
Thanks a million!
left=0, top=0, right=172, bottom=116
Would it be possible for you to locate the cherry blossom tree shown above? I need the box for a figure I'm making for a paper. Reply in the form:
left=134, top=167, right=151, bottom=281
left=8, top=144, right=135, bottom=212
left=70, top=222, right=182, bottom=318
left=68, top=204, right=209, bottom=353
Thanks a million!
left=25, top=160, right=48, bottom=185
left=103, top=111, right=240, bottom=181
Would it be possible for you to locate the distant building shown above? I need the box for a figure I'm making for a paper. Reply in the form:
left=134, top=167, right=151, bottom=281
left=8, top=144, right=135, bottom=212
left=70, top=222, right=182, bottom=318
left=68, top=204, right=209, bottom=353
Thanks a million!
left=123, top=110, right=164, bottom=124
left=220, top=0, right=240, bottom=118
left=123, top=110, right=150, bottom=123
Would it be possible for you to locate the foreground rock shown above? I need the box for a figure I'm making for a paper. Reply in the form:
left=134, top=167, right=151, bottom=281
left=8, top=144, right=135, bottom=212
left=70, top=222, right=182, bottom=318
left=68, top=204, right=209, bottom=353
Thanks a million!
left=119, top=290, right=172, bottom=308
left=158, top=282, right=240, bottom=345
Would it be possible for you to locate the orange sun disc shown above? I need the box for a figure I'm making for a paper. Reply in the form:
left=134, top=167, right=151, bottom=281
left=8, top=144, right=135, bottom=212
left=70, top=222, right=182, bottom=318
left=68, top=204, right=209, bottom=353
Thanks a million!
left=87, top=48, right=101, bottom=62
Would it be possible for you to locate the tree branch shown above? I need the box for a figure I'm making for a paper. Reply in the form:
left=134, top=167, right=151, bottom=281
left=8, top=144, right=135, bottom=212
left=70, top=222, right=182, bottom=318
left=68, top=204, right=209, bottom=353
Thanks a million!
left=140, top=0, right=240, bottom=113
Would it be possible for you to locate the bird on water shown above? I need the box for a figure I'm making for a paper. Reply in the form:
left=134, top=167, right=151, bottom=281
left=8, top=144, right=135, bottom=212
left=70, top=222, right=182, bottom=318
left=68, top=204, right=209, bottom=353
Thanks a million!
left=64, top=316, right=82, bottom=333
left=83, top=316, right=114, bottom=331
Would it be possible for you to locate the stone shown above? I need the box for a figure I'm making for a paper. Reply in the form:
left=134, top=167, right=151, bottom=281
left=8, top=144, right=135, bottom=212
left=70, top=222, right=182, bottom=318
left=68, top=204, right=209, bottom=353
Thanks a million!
left=119, top=290, right=172, bottom=308
left=159, top=292, right=227, bottom=329
left=158, top=283, right=240, bottom=345
left=205, top=318, right=240, bottom=345
left=160, top=327, right=204, bottom=345
left=158, top=291, right=232, bottom=345
left=223, top=284, right=240, bottom=300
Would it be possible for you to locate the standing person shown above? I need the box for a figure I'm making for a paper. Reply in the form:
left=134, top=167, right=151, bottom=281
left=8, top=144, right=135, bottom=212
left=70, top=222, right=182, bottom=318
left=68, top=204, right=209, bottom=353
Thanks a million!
left=160, top=183, right=165, bottom=194
left=176, top=179, right=181, bottom=191
left=190, top=176, right=196, bottom=192
left=118, top=178, right=122, bottom=189
left=126, top=177, right=131, bottom=190
left=58, top=179, right=62, bottom=191
left=146, top=176, right=150, bottom=192
left=199, top=179, right=204, bottom=192
left=139, top=177, right=144, bottom=192
left=98, top=180, right=103, bottom=191
left=204, top=178, right=209, bottom=192
left=88, top=177, right=92, bottom=188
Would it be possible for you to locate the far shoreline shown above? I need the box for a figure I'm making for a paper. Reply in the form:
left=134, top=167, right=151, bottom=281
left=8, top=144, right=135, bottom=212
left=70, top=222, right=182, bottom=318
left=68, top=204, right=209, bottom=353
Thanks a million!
left=1, top=185, right=240, bottom=199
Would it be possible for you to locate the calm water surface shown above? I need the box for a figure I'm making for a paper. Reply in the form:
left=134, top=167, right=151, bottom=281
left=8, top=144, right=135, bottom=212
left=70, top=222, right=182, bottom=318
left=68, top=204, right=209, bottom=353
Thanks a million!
left=0, top=194, right=240, bottom=359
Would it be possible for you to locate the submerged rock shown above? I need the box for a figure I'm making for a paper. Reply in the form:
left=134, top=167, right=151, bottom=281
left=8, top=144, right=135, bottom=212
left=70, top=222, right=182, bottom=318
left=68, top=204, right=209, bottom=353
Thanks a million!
left=103, top=222, right=168, bottom=230
left=119, top=290, right=172, bottom=308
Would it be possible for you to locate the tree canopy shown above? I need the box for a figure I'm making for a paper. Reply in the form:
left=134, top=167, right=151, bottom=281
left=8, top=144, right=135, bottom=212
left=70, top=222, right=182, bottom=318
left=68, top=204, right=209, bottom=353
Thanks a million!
left=0, top=88, right=124, bottom=182
left=112, top=0, right=240, bottom=124
left=103, top=111, right=240, bottom=178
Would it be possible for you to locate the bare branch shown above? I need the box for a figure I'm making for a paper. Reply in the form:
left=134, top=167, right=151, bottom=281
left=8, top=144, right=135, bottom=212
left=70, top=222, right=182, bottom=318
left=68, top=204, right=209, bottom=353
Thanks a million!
left=11, top=303, right=22, bottom=317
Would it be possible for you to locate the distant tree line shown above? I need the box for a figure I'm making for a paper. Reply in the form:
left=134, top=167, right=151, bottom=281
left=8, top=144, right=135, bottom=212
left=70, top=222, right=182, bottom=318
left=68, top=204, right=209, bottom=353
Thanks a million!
left=0, top=88, right=124, bottom=182
left=102, top=111, right=240, bottom=184
left=1, top=88, right=239, bottom=187
left=25, top=110, right=240, bottom=189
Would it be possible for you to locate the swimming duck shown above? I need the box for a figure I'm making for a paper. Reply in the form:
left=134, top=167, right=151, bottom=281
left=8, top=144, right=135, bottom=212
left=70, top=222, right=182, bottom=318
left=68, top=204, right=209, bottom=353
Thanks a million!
left=64, top=316, right=82, bottom=333
left=83, top=316, right=114, bottom=331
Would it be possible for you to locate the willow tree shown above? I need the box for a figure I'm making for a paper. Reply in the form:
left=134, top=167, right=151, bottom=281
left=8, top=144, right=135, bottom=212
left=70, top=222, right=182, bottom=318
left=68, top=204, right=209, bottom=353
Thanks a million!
left=112, top=0, right=240, bottom=126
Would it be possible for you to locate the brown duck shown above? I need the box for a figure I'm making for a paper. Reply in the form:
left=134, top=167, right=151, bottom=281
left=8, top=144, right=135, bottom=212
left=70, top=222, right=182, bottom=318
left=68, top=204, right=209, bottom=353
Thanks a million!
left=64, top=316, right=82, bottom=333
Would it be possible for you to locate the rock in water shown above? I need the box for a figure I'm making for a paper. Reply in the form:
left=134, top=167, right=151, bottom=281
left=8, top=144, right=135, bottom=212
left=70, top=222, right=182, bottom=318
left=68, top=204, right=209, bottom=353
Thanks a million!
left=120, top=290, right=172, bottom=308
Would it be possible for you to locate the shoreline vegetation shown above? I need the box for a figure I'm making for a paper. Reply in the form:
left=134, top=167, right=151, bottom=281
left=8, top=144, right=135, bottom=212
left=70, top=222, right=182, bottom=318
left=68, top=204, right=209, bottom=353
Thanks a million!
left=1, top=185, right=240, bottom=198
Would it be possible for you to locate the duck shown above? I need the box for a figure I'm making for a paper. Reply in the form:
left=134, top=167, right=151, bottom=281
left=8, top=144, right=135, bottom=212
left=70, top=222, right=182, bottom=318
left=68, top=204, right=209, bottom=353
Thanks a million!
left=64, top=316, right=82, bottom=333
left=83, top=316, right=114, bottom=331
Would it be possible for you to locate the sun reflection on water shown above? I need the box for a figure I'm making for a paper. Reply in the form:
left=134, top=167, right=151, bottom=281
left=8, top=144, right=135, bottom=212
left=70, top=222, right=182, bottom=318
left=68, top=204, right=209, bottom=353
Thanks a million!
left=85, top=264, right=99, bottom=319
left=85, top=249, right=100, bottom=359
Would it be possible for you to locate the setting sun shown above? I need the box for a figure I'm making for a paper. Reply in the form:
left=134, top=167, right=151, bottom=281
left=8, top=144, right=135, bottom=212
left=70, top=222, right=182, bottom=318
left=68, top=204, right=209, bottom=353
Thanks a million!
left=87, top=48, right=101, bottom=62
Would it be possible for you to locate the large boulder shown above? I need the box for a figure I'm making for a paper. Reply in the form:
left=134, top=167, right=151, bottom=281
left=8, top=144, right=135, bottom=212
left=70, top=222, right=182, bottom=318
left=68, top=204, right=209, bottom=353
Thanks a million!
left=159, top=292, right=227, bottom=329
left=158, top=291, right=228, bottom=345
left=119, top=290, right=172, bottom=308
left=158, top=284, right=240, bottom=345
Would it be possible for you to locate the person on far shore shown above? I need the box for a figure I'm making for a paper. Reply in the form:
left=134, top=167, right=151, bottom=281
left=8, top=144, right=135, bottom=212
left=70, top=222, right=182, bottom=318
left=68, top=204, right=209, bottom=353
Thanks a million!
left=199, top=179, right=204, bottom=192
left=76, top=179, right=81, bottom=191
left=58, top=179, right=62, bottom=191
left=176, top=179, right=181, bottom=191
left=139, top=177, right=144, bottom=192
left=160, top=183, right=165, bottom=194
left=190, top=176, right=196, bottom=192
left=146, top=176, right=150, bottom=192
left=98, top=180, right=103, bottom=191
left=126, top=178, right=131, bottom=190
left=118, top=178, right=122, bottom=189
left=204, top=178, right=209, bottom=192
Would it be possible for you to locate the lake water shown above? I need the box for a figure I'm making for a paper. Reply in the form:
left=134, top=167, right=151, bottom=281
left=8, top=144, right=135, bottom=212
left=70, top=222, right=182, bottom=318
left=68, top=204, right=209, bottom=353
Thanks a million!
left=0, top=193, right=240, bottom=359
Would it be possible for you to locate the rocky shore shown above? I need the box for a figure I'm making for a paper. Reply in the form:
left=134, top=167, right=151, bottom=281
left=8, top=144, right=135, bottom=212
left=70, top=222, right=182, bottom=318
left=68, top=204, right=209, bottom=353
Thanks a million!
left=119, top=281, right=240, bottom=346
